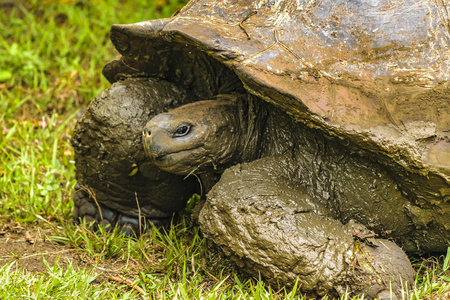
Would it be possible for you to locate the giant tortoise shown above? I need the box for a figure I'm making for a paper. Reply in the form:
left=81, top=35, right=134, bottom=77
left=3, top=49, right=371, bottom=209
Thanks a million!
left=72, top=0, right=450, bottom=298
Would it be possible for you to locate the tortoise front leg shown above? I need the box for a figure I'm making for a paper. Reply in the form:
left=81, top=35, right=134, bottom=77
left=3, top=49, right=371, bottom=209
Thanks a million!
left=71, top=77, right=199, bottom=235
left=198, top=158, right=415, bottom=299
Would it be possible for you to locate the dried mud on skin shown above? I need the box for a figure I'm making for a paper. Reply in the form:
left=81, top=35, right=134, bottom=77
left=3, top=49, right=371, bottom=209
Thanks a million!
left=0, top=222, right=140, bottom=282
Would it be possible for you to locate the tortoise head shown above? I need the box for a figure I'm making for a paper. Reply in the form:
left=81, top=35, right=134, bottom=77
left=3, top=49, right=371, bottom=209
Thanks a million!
left=143, top=95, right=246, bottom=175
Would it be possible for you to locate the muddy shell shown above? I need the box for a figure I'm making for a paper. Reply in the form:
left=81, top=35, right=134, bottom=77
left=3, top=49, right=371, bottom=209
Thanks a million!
left=104, top=0, right=450, bottom=212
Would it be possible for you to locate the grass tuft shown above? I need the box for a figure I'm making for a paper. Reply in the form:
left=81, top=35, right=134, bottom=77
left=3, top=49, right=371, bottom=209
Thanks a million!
left=0, top=258, right=143, bottom=299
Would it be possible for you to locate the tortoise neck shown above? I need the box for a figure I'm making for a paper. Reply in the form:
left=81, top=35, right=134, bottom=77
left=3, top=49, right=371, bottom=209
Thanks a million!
left=237, top=94, right=268, bottom=163
left=200, top=94, right=268, bottom=172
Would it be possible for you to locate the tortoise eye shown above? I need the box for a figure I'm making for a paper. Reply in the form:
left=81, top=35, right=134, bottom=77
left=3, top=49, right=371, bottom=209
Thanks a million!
left=173, top=124, right=191, bottom=137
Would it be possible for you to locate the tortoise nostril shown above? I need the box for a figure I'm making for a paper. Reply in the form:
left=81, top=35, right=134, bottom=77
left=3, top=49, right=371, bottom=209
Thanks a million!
left=143, top=128, right=152, bottom=138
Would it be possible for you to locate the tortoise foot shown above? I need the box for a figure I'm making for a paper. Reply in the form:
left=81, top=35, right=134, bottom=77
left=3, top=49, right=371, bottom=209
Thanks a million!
left=350, top=239, right=414, bottom=299
left=72, top=183, right=172, bottom=236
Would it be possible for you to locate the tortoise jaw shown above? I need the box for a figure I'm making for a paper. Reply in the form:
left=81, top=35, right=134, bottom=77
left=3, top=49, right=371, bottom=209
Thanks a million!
left=150, top=149, right=204, bottom=175
left=143, top=134, right=207, bottom=175
left=143, top=135, right=203, bottom=162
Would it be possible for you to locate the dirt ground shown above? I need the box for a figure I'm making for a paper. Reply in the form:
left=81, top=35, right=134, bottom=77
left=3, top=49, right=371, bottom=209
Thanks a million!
left=0, top=221, right=142, bottom=284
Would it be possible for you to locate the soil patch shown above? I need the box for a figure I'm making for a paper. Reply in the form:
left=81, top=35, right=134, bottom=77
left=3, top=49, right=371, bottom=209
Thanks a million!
left=0, top=221, right=142, bottom=282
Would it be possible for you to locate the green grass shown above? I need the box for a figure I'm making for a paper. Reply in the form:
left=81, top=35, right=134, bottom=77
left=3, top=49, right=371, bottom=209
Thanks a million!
left=0, top=0, right=187, bottom=119
left=0, top=259, right=142, bottom=299
left=0, top=0, right=449, bottom=299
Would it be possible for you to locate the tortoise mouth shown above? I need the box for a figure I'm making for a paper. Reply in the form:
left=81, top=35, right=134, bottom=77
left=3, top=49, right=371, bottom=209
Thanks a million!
left=143, top=138, right=205, bottom=165
left=146, top=150, right=174, bottom=163
left=152, top=151, right=179, bottom=161
left=151, top=150, right=205, bottom=175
